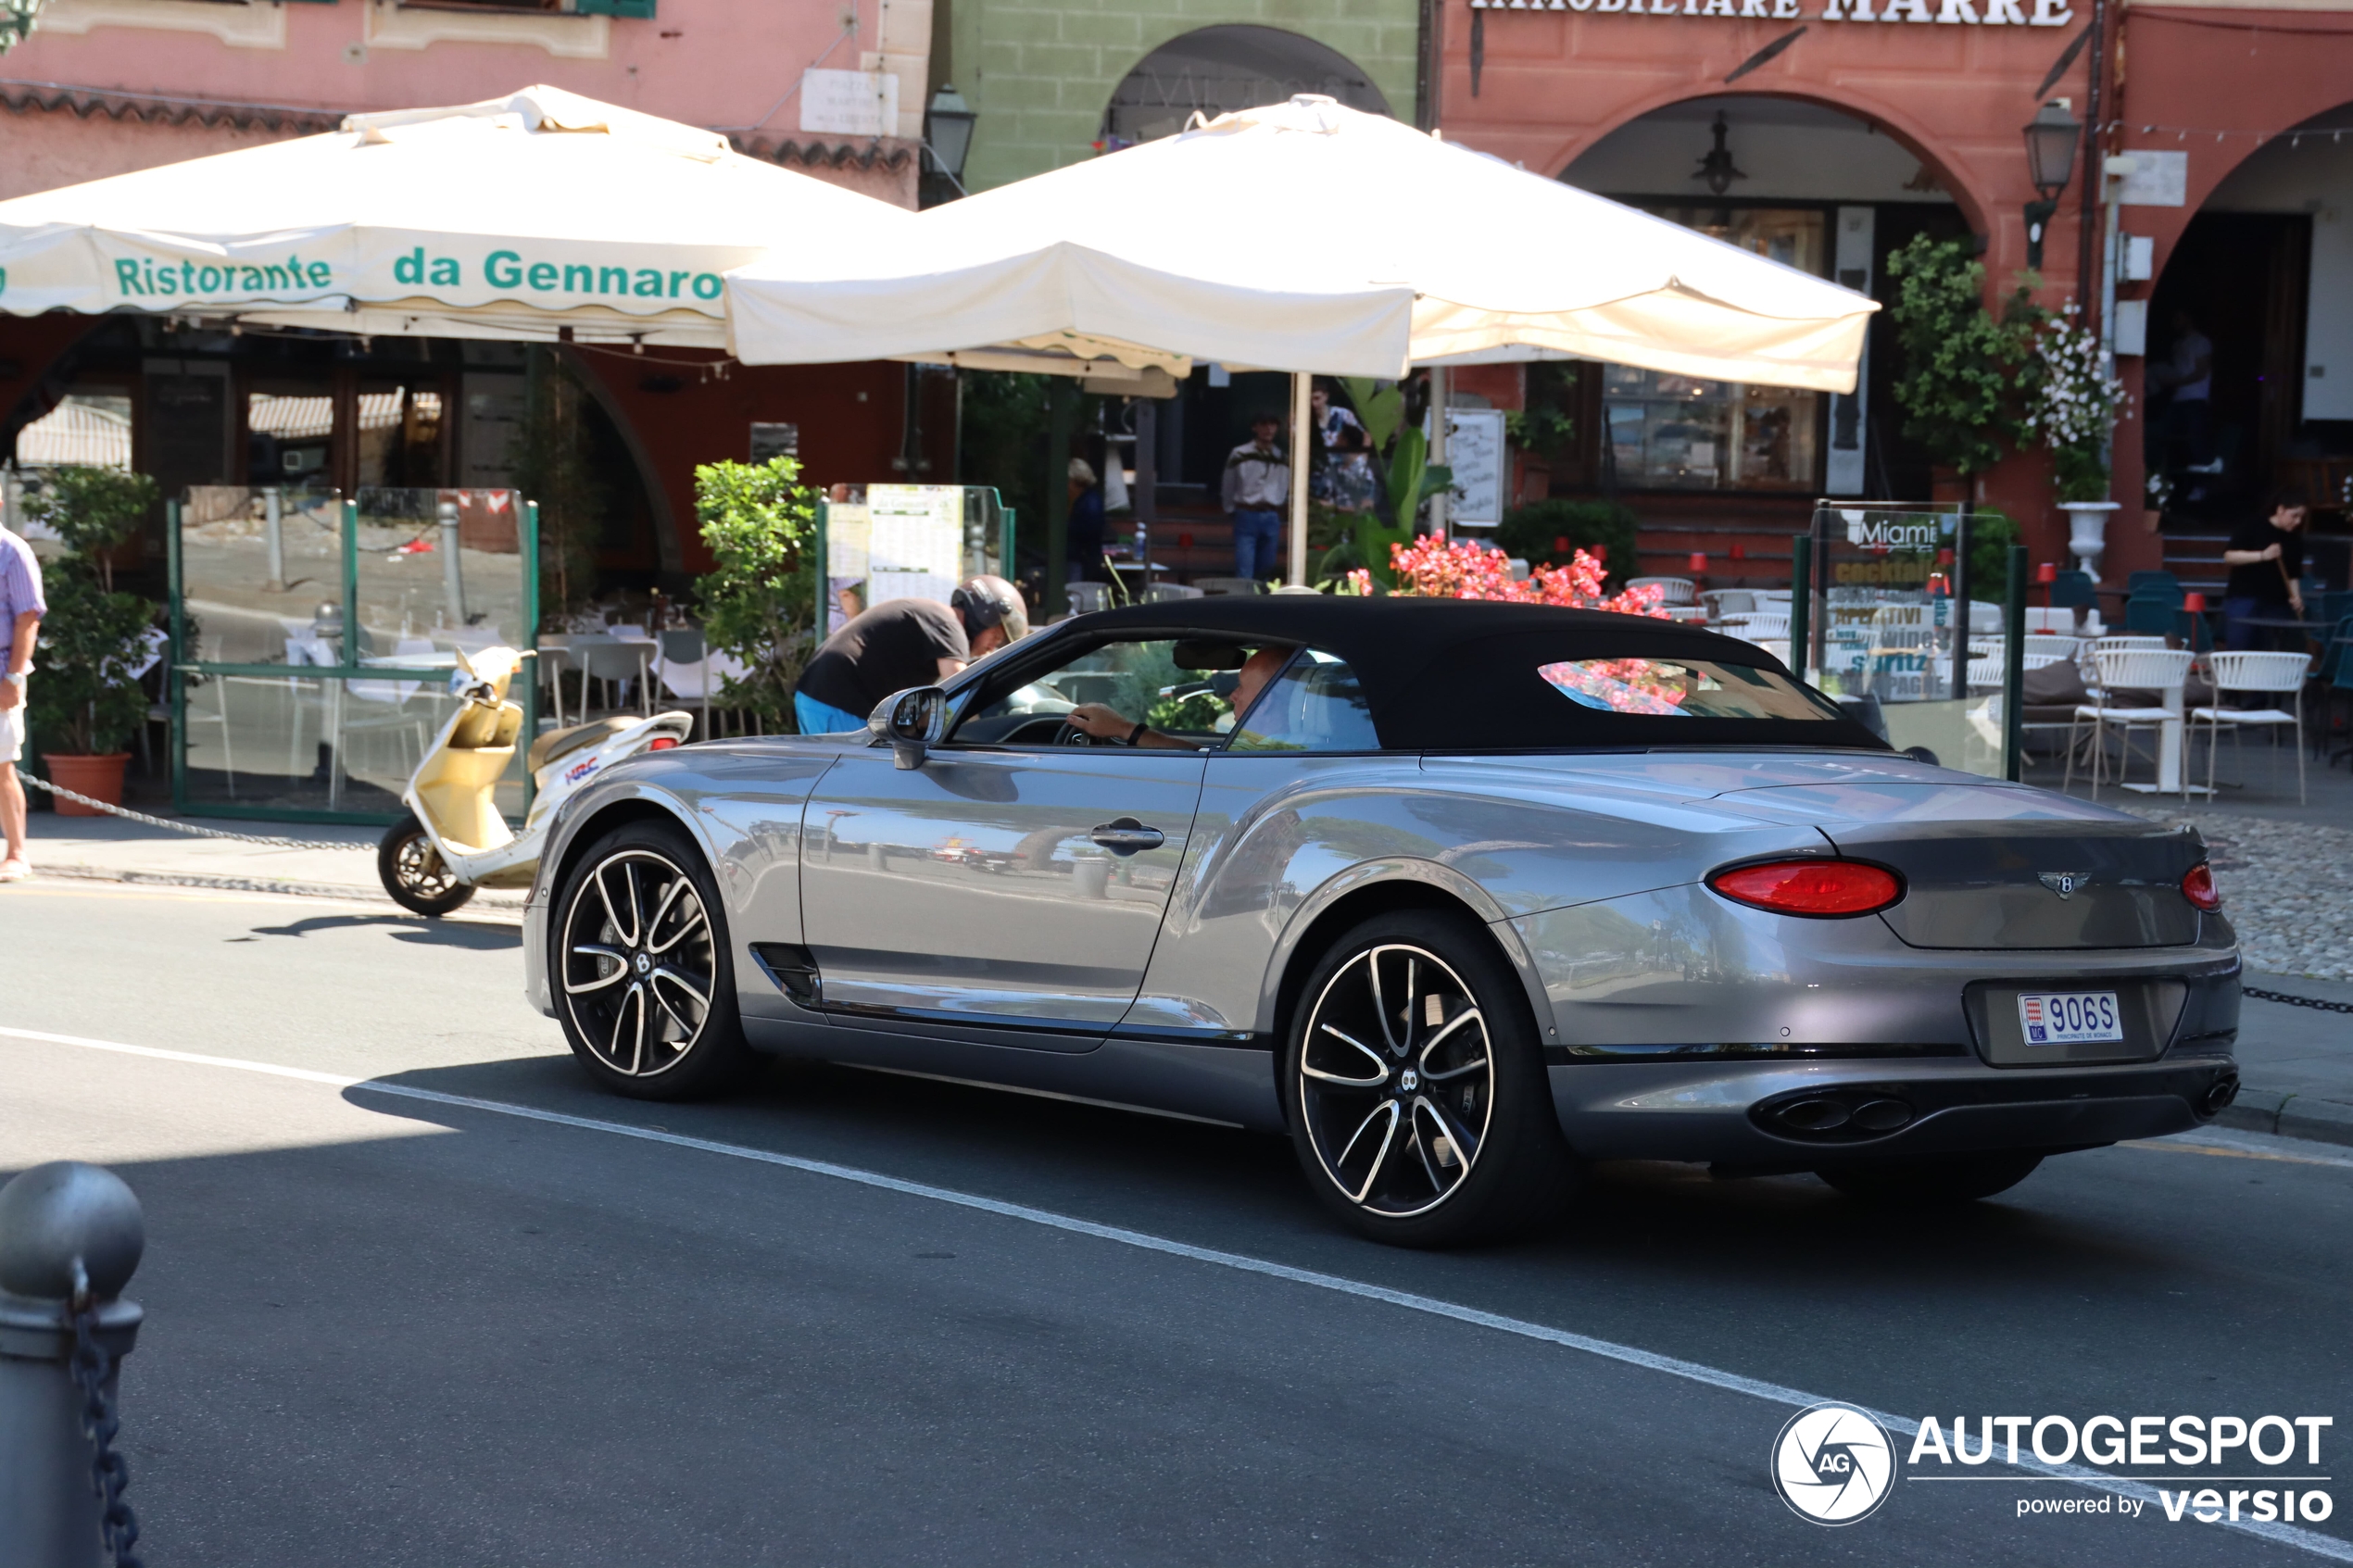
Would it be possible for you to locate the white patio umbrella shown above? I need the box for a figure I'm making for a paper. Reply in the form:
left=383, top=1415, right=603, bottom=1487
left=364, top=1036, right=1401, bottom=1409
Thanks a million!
left=724, top=94, right=1876, bottom=392
left=0, top=85, right=913, bottom=349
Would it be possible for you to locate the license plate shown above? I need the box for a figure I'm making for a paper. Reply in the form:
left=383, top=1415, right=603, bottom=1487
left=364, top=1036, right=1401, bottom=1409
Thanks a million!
left=2017, top=990, right=2124, bottom=1046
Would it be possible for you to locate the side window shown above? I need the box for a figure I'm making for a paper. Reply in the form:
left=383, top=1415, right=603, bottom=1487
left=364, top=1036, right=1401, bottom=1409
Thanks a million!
left=1229, top=651, right=1379, bottom=753
left=949, top=636, right=1250, bottom=747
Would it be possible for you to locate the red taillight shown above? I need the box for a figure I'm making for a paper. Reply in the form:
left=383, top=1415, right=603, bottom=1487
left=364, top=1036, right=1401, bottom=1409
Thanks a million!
left=648, top=736, right=679, bottom=751
left=2182, top=863, right=2221, bottom=911
left=1708, top=859, right=1903, bottom=917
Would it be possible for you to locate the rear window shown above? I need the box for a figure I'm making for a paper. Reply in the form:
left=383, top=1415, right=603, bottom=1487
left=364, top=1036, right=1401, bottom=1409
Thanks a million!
left=1538, top=659, right=1846, bottom=722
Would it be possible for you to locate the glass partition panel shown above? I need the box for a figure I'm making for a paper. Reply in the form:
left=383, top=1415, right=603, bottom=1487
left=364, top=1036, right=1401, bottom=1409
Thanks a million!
left=177, top=486, right=344, bottom=665
left=352, top=487, right=528, bottom=661
left=179, top=669, right=522, bottom=819
left=1806, top=503, right=2005, bottom=779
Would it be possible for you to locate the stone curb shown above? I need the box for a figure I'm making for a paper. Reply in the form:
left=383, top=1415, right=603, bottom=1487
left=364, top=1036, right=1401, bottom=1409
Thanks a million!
left=33, top=860, right=527, bottom=909
left=2216, top=1089, right=2353, bottom=1150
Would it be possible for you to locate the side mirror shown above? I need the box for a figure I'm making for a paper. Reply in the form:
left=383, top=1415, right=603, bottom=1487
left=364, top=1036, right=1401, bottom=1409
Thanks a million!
left=869, top=685, right=948, bottom=769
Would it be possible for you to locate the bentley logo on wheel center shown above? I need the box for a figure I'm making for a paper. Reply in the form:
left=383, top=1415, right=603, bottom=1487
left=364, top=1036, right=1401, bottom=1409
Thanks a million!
left=1771, top=1403, right=1898, bottom=1524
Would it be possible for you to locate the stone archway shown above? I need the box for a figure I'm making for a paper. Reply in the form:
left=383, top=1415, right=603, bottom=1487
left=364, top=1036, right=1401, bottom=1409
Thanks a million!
left=1552, top=92, right=1975, bottom=507
left=1100, top=26, right=1390, bottom=148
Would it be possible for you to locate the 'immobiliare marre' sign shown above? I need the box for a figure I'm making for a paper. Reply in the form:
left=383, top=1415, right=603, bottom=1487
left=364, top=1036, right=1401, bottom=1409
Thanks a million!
left=1468, top=0, right=2072, bottom=19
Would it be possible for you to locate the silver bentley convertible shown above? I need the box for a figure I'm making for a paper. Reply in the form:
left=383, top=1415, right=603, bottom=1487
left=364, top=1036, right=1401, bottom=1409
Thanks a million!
left=522, top=598, right=2241, bottom=1246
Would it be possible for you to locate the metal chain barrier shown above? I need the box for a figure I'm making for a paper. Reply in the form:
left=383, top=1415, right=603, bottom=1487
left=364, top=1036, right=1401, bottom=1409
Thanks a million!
left=2245, top=986, right=2353, bottom=1015
left=20, top=773, right=364, bottom=852
left=69, top=1266, right=142, bottom=1568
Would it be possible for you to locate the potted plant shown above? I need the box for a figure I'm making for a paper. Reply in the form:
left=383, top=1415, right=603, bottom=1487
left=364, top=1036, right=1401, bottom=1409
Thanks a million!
left=23, top=467, right=160, bottom=813
left=2020, top=307, right=2128, bottom=582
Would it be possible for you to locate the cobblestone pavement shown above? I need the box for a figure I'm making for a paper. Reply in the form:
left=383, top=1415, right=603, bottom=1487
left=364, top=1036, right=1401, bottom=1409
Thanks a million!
left=2124, top=806, right=2353, bottom=980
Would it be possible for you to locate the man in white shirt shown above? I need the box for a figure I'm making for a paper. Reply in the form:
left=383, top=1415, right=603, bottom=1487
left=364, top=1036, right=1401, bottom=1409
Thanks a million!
left=1221, top=412, right=1290, bottom=583
left=0, top=521, right=46, bottom=883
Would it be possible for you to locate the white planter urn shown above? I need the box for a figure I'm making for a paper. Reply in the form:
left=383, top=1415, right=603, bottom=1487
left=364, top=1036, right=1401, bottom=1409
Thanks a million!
left=2058, top=501, right=2120, bottom=583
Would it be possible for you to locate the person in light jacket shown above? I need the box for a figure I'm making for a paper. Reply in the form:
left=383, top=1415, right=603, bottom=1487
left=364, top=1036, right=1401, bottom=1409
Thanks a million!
left=1221, top=412, right=1290, bottom=583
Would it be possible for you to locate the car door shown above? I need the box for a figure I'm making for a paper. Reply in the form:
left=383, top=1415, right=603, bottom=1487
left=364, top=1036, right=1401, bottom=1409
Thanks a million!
left=797, top=634, right=1227, bottom=1047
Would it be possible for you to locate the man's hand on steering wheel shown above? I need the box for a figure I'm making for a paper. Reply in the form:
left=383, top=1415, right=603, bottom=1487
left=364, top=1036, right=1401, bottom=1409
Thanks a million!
left=1065, top=703, right=1142, bottom=746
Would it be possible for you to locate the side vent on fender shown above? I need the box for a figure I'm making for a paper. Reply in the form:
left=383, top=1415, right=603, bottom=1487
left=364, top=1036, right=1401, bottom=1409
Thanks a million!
left=750, top=943, right=823, bottom=1008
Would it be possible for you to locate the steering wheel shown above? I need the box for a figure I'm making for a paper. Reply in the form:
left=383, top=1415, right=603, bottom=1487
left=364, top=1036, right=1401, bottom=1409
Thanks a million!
left=1055, top=717, right=1123, bottom=746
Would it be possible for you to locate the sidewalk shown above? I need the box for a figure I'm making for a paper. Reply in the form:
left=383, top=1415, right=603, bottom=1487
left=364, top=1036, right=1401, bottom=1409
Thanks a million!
left=17, top=809, right=526, bottom=909
left=6, top=804, right=2347, bottom=1145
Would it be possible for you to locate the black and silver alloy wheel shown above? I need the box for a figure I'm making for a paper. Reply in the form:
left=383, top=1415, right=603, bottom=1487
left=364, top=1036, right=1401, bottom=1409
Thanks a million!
left=1284, top=910, right=1576, bottom=1247
left=1299, top=943, right=1494, bottom=1218
left=562, top=848, right=715, bottom=1078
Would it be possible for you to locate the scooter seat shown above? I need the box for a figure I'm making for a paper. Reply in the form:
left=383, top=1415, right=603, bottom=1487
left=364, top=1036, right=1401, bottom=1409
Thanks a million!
left=529, top=716, right=641, bottom=774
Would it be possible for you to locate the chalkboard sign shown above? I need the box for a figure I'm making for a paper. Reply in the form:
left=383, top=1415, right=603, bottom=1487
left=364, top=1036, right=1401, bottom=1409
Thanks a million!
left=1445, top=408, right=1505, bottom=525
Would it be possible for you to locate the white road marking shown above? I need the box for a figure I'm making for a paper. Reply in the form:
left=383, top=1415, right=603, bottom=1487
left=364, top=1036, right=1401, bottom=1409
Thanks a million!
left=6, top=1022, right=2350, bottom=1562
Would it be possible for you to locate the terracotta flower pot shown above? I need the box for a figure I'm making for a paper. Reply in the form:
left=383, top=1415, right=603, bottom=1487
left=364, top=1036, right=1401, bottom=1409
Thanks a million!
left=41, top=753, right=131, bottom=817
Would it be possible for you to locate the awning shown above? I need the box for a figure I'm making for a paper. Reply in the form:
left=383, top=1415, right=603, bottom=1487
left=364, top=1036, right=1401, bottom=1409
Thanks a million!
left=727, top=96, right=1876, bottom=392
left=0, top=85, right=915, bottom=350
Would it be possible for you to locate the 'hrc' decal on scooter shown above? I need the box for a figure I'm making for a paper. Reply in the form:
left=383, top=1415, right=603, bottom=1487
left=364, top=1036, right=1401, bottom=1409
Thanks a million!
left=564, top=757, right=599, bottom=785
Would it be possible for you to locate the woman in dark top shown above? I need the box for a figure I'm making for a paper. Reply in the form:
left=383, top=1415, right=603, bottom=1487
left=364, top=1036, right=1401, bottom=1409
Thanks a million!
left=2220, top=489, right=2308, bottom=650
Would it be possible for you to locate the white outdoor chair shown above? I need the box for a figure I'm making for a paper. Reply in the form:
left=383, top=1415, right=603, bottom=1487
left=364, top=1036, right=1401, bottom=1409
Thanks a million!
left=658, top=627, right=711, bottom=739
left=1627, top=576, right=1695, bottom=606
left=1723, top=611, right=1791, bottom=640
left=1664, top=605, right=1708, bottom=622
left=1751, top=638, right=1793, bottom=668
left=1701, top=589, right=1755, bottom=619
left=2192, top=650, right=2311, bottom=805
left=2066, top=647, right=2196, bottom=799
left=2023, top=634, right=2083, bottom=662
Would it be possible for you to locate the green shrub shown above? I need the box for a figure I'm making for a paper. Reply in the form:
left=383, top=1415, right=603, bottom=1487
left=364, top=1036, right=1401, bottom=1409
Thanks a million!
left=692, top=457, right=817, bottom=732
left=1494, top=498, right=1640, bottom=587
left=1884, top=235, right=2037, bottom=477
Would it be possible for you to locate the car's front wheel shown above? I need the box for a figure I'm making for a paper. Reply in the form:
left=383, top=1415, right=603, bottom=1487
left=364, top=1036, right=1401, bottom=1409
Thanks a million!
left=552, top=821, right=752, bottom=1100
left=1283, top=910, right=1577, bottom=1247
left=1815, top=1152, right=2044, bottom=1204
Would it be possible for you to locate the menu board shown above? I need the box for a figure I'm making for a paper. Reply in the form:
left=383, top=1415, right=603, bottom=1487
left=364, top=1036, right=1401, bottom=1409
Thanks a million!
left=864, top=485, right=964, bottom=610
left=1444, top=408, right=1505, bottom=525
left=824, top=502, right=871, bottom=634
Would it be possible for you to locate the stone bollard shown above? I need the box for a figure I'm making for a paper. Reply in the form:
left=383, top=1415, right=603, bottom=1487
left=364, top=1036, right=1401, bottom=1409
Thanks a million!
left=0, top=1163, right=145, bottom=1568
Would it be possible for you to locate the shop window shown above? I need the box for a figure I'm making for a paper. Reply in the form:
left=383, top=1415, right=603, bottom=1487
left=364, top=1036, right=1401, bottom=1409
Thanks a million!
left=15, top=391, right=132, bottom=471
left=357, top=382, right=447, bottom=490
left=1600, top=207, right=1828, bottom=494
left=246, top=383, right=334, bottom=490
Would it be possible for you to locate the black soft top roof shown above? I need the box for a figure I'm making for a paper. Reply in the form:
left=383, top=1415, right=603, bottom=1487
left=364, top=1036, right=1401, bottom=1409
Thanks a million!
left=1069, top=596, right=1887, bottom=752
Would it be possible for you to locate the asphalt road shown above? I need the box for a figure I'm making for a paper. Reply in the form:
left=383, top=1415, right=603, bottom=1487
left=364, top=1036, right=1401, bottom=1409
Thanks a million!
left=3, top=879, right=2349, bottom=1567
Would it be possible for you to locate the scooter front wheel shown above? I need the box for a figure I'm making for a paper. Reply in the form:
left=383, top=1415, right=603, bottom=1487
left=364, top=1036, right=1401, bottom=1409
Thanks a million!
left=380, top=813, right=477, bottom=917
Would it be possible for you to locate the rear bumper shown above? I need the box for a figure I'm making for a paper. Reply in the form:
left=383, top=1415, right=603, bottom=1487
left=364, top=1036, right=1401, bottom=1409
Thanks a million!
left=1547, top=1054, right=2237, bottom=1165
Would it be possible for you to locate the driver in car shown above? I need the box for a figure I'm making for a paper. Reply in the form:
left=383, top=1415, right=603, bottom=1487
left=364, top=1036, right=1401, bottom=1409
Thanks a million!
left=1065, top=646, right=1290, bottom=749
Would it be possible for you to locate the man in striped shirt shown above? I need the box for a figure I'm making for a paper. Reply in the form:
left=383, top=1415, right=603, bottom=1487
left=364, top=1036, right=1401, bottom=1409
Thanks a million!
left=0, top=520, right=44, bottom=883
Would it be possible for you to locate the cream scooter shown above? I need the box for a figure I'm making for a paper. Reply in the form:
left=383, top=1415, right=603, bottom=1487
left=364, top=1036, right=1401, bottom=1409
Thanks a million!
left=377, top=646, right=693, bottom=915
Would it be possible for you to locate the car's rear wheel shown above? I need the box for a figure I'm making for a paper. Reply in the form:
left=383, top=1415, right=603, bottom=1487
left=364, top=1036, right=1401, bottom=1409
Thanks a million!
left=1283, top=910, right=1577, bottom=1247
left=1815, top=1152, right=2044, bottom=1204
left=553, top=822, right=752, bottom=1100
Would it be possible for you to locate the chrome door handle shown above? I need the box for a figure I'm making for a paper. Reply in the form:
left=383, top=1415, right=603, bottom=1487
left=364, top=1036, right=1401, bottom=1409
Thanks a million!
left=1088, top=818, right=1164, bottom=855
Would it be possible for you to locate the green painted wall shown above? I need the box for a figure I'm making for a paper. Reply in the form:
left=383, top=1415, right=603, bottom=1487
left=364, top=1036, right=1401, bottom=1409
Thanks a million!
left=948, top=0, right=1419, bottom=194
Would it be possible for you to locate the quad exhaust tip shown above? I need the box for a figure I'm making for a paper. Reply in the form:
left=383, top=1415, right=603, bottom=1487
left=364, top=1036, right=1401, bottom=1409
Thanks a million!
left=1758, top=1091, right=1916, bottom=1141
